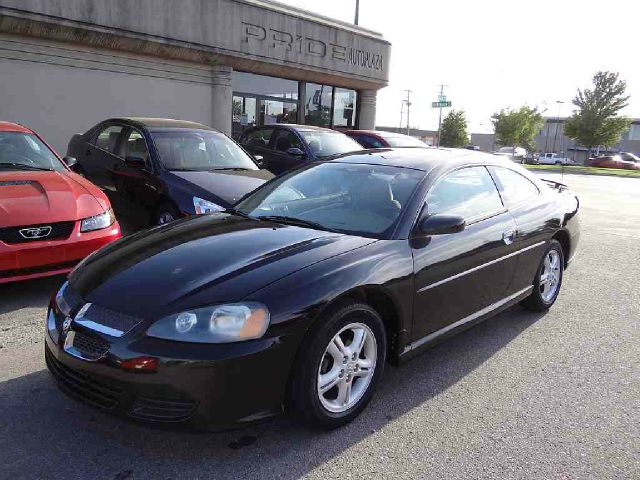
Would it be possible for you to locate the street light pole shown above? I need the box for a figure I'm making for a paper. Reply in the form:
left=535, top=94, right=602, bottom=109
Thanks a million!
left=354, top=0, right=360, bottom=25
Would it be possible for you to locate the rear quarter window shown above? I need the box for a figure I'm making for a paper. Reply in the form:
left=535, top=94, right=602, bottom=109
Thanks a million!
left=490, top=166, right=540, bottom=208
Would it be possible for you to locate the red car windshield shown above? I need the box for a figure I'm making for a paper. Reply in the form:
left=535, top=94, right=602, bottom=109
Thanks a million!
left=0, top=132, right=63, bottom=172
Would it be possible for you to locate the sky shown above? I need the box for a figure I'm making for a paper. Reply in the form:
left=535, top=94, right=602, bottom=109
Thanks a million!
left=277, top=0, right=640, bottom=133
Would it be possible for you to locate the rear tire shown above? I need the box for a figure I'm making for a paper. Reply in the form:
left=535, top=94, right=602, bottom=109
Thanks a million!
left=521, top=240, right=564, bottom=312
left=289, top=301, right=386, bottom=429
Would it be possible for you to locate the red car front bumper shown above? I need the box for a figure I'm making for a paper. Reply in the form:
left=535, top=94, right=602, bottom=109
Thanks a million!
left=0, top=221, right=121, bottom=283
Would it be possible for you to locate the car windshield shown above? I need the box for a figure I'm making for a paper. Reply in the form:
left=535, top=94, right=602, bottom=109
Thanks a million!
left=151, top=129, right=258, bottom=171
left=0, top=132, right=63, bottom=171
left=378, top=132, right=428, bottom=148
left=498, top=147, right=514, bottom=153
left=236, top=162, right=425, bottom=239
left=298, top=130, right=363, bottom=158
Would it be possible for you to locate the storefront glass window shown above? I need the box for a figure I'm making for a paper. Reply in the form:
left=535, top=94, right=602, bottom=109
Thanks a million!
left=332, top=88, right=357, bottom=128
left=304, top=83, right=333, bottom=127
left=232, top=72, right=298, bottom=101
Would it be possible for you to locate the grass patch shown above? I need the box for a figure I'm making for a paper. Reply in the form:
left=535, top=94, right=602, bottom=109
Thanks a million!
left=524, top=164, right=640, bottom=178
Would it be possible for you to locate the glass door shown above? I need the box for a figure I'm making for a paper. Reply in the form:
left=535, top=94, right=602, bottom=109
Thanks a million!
left=232, top=96, right=257, bottom=139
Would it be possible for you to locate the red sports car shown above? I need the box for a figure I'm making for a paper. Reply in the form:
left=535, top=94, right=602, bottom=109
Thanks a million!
left=0, top=121, right=121, bottom=283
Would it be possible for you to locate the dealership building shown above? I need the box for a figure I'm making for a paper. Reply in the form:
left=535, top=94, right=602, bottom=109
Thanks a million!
left=0, top=0, right=390, bottom=152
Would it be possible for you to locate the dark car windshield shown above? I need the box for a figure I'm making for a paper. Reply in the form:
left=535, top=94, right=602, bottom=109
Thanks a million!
left=236, top=162, right=424, bottom=239
left=299, top=130, right=363, bottom=158
left=377, top=132, right=428, bottom=148
left=0, top=132, right=63, bottom=171
left=151, top=129, right=258, bottom=171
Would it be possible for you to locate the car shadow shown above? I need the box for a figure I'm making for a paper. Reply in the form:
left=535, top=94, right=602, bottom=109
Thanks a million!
left=0, top=275, right=65, bottom=315
left=0, top=306, right=546, bottom=480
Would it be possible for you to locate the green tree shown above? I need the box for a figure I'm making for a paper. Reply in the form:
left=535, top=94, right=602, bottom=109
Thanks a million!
left=564, top=71, right=631, bottom=155
left=439, top=110, right=469, bottom=148
left=491, top=106, right=544, bottom=152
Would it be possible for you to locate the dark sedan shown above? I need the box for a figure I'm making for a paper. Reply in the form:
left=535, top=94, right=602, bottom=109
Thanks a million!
left=67, top=118, right=273, bottom=226
left=45, top=149, right=580, bottom=430
left=344, top=129, right=430, bottom=149
left=238, top=124, right=364, bottom=175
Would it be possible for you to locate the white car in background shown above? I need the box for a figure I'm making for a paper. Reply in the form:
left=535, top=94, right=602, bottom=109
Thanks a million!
left=538, top=153, right=573, bottom=165
left=493, top=146, right=527, bottom=163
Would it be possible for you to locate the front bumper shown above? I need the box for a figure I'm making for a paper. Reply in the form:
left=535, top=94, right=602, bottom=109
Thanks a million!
left=44, top=302, right=300, bottom=430
left=0, top=222, right=121, bottom=283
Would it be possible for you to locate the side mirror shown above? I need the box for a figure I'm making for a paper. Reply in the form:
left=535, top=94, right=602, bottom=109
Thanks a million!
left=62, top=156, right=77, bottom=167
left=286, top=147, right=305, bottom=156
left=414, top=214, right=466, bottom=236
left=253, top=154, right=265, bottom=167
left=125, top=155, right=147, bottom=170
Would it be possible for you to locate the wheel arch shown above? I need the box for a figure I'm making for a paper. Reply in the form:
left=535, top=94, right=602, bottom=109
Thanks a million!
left=552, top=229, right=571, bottom=268
left=309, top=285, right=404, bottom=361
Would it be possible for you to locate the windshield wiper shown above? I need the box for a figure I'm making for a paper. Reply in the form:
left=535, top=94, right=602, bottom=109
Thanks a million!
left=209, top=167, right=252, bottom=171
left=224, top=207, right=252, bottom=219
left=0, top=162, right=53, bottom=171
left=257, top=215, right=337, bottom=233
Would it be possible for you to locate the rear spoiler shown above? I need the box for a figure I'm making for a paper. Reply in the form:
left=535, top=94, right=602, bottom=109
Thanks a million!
left=541, top=178, right=568, bottom=192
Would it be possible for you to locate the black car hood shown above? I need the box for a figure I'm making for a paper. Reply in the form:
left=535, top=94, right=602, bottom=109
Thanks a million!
left=170, top=169, right=273, bottom=205
left=70, top=214, right=375, bottom=318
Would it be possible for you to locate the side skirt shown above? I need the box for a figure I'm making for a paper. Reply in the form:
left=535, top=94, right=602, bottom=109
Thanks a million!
left=397, top=286, right=533, bottom=364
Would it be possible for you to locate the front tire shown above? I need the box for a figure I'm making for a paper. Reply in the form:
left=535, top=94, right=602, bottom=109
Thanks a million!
left=521, top=240, right=564, bottom=312
left=289, top=301, right=386, bottom=429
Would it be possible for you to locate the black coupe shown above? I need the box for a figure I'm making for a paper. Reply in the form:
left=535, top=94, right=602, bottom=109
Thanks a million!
left=45, top=148, right=580, bottom=429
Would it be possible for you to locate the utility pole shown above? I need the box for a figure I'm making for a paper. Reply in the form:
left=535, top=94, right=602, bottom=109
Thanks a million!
left=404, top=90, right=412, bottom=136
left=354, top=0, right=360, bottom=25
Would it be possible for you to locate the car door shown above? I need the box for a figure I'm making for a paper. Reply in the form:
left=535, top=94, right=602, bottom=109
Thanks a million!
left=83, top=123, right=126, bottom=190
left=268, top=128, right=308, bottom=175
left=114, top=127, right=161, bottom=217
left=488, top=166, right=555, bottom=295
left=411, top=166, right=520, bottom=340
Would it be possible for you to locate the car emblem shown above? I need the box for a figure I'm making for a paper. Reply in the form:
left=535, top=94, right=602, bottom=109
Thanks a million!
left=19, top=226, right=52, bottom=239
left=62, top=317, right=72, bottom=333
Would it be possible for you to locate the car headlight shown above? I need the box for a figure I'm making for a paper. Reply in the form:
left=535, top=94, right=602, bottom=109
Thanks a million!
left=80, top=208, right=115, bottom=232
left=146, top=302, right=270, bottom=343
left=55, top=281, right=73, bottom=316
left=193, top=197, right=224, bottom=215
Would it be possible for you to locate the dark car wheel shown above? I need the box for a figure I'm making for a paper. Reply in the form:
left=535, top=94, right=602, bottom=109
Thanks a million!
left=289, top=301, right=386, bottom=429
left=521, top=239, right=564, bottom=312
left=156, top=202, right=181, bottom=225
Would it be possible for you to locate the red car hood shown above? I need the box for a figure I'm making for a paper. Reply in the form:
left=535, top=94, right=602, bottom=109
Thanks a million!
left=0, top=170, right=107, bottom=228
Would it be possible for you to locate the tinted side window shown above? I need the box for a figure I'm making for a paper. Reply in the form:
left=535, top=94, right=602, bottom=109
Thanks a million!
left=426, top=167, right=504, bottom=222
left=242, top=128, right=274, bottom=148
left=122, top=129, right=150, bottom=165
left=94, top=125, right=124, bottom=154
left=357, top=135, right=385, bottom=149
left=490, top=167, right=540, bottom=208
left=273, top=130, right=304, bottom=153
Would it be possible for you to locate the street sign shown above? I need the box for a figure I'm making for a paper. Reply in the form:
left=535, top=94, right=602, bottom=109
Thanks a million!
left=438, top=94, right=447, bottom=102
left=432, top=101, right=452, bottom=108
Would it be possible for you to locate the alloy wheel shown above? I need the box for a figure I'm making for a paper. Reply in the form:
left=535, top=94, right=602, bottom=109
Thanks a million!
left=317, top=322, right=377, bottom=413
left=540, top=249, right=561, bottom=303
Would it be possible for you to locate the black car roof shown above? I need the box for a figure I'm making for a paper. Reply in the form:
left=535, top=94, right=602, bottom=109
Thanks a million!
left=107, top=117, right=216, bottom=131
left=329, top=147, right=510, bottom=172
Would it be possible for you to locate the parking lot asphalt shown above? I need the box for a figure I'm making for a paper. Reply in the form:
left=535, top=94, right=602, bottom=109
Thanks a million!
left=1, top=173, right=638, bottom=480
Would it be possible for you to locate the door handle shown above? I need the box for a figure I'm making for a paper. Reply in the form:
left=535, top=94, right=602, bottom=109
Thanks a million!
left=502, top=230, right=516, bottom=245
